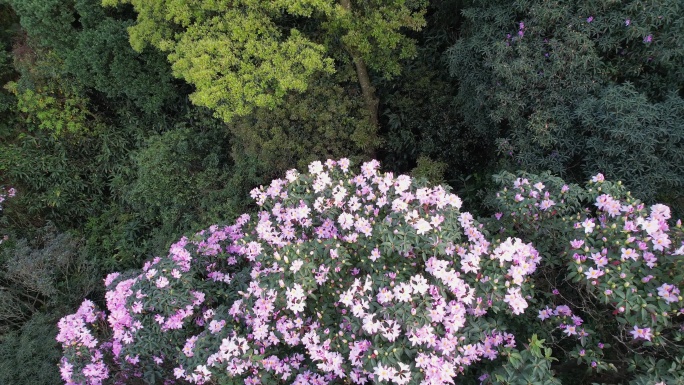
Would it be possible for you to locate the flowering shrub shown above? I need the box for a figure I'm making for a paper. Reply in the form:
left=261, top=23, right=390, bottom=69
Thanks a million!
left=56, top=300, right=109, bottom=385
left=58, top=160, right=684, bottom=384
left=490, top=172, right=684, bottom=384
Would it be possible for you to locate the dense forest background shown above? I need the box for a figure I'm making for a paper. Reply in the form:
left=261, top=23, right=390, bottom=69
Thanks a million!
left=0, top=0, right=682, bottom=384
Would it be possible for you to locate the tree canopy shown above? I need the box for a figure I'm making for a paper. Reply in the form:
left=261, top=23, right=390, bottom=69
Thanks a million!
left=103, top=0, right=427, bottom=123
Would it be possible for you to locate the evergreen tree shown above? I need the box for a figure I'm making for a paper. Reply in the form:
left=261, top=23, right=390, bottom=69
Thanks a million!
left=446, top=0, right=684, bottom=202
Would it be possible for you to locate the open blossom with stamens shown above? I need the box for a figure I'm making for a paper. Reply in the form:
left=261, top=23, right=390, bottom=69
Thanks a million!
left=657, top=283, right=680, bottom=303
left=630, top=325, right=652, bottom=341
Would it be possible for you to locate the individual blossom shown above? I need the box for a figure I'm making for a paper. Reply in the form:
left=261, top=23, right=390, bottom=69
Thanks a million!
left=630, top=325, right=653, bottom=341
left=413, top=218, right=432, bottom=235
left=657, top=283, right=681, bottom=303
left=581, top=218, right=596, bottom=234
left=156, top=276, right=169, bottom=288
left=570, top=239, right=584, bottom=249
left=539, top=199, right=555, bottom=211
left=620, top=248, right=638, bottom=261
left=373, top=363, right=396, bottom=382
left=290, top=259, right=304, bottom=273
left=308, top=161, right=324, bottom=175
left=209, top=319, right=226, bottom=334
left=584, top=267, right=605, bottom=279
left=538, top=307, right=553, bottom=321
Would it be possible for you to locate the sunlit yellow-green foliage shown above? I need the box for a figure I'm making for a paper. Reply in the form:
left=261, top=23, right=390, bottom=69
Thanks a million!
left=102, top=0, right=426, bottom=122
left=5, top=80, right=89, bottom=136
left=327, top=0, right=427, bottom=76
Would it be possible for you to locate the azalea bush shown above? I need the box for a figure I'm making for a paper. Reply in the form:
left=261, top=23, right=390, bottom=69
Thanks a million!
left=58, top=160, right=684, bottom=384
left=489, top=171, right=684, bottom=384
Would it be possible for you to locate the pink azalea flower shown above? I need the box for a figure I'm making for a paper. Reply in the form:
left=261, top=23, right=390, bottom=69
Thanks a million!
left=630, top=325, right=653, bottom=341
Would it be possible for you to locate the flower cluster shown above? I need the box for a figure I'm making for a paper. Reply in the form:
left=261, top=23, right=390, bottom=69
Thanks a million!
left=567, top=176, right=684, bottom=345
left=59, top=162, right=684, bottom=384
left=169, top=159, right=544, bottom=385
left=60, top=160, right=545, bottom=385
left=538, top=304, right=589, bottom=340
left=56, top=300, right=109, bottom=385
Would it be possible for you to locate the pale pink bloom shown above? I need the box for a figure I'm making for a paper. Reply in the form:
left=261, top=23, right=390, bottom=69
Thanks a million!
left=620, top=248, right=638, bottom=261
left=155, top=276, right=169, bottom=288
left=652, top=233, right=671, bottom=251
left=630, top=325, right=652, bottom=341
left=104, top=272, right=120, bottom=287
left=393, top=283, right=413, bottom=302
left=555, top=305, right=572, bottom=316
left=376, top=287, right=394, bottom=304
left=538, top=307, right=552, bottom=321
left=338, top=158, right=350, bottom=172
left=657, top=283, right=680, bottom=303
left=513, top=178, right=529, bottom=188
left=394, top=175, right=412, bottom=193
left=290, top=259, right=304, bottom=272
left=591, top=173, right=605, bottom=182
left=414, top=218, right=432, bottom=235
left=504, top=287, right=528, bottom=315
left=584, top=267, right=605, bottom=279
left=539, top=199, right=555, bottom=211
left=338, top=212, right=354, bottom=230
left=581, top=218, right=595, bottom=234
left=209, top=320, right=226, bottom=334
left=308, top=160, right=324, bottom=175
left=145, top=268, right=157, bottom=280
left=374, top=363, right=393, bottom=382
left=563, top=325, right=578, bottom=336
left=570, top=239, right=584, bottom=248
left=410, top=274, right=429, bottom=295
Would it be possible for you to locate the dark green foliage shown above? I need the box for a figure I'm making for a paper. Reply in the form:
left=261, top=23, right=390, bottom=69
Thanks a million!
left=84, top=107, right=254, bottom=271
left=628, top=356, right=684, bottom=385
left=0, top=121, right=136, bottom=231
left=577, top=84, right=684, bottom=202
left=0, top=225, right=98, bottom=385
left=0, top=225, right=97, bottom=328
left=447, top=0, right=684, bottom=202
left=230, top=74, right=377, bottom=180
left=485, top=336, right=562, bottom=385
left=65, top=17, right=177, bottom=113
left=6, top=0, right=177, bottom=112
left=377, top=0, right=499, bottom=211
left=0, top=312, right=63, bottom=385
left=126, top=112, right=247, bottom=231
